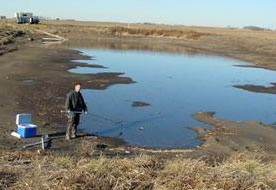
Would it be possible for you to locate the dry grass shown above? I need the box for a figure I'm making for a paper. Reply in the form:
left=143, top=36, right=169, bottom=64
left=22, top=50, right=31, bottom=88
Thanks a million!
left=1, top=20, right=208, bottom=40
left=0, top=150, right=275, bottom=190
left=108, top=27, right=207, bottom=40
left=0, top=26, right=25, bottom=46
left=155, top=156, right=276, bottom=190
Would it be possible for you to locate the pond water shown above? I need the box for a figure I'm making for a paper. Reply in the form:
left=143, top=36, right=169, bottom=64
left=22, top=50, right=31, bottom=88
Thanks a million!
left=70, top=48, right=276, bottom=149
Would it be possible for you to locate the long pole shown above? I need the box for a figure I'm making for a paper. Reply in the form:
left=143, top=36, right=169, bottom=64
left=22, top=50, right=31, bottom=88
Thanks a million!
left=60, top=110, right=122, bottom=124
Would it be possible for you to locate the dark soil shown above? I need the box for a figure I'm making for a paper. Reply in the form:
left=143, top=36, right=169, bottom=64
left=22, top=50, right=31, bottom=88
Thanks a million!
left=132, top=101, right=151, bottom=107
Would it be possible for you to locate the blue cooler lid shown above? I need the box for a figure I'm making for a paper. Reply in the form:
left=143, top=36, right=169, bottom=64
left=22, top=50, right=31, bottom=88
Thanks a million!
left=16, top=114, right=32, bottom=125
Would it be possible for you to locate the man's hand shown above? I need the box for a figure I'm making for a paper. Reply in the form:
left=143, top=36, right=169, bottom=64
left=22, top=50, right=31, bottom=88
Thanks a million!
left=84, top=111, right=88, bottom=115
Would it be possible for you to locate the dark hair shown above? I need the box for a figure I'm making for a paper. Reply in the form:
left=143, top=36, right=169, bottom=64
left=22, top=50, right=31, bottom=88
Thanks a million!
left=73, top=82, right=82, bottom=90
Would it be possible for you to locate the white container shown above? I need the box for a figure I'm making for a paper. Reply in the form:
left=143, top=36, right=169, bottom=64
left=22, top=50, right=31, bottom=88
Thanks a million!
left=16, top=114, right=37, bottom=138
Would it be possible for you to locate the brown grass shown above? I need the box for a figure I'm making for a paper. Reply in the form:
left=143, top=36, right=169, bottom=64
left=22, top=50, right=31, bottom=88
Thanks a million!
left=156, top=156, right=276, bottom=190
left=0, top=150, right=275, bottom=190
left=108, top=27, right=207, bottom=40
left=0, top=25, right=25, bottom=46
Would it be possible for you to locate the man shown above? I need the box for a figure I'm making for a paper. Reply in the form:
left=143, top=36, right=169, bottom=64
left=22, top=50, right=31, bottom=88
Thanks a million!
left=65, top=82, right=88, bottom=140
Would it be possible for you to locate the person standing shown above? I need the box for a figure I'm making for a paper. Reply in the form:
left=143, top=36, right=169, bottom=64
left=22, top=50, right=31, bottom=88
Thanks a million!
left=65, top=82, right=88, bottom=140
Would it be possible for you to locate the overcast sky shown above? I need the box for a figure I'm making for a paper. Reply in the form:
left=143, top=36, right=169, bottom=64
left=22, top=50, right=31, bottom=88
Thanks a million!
left=1, top=0, right=275, bottom=28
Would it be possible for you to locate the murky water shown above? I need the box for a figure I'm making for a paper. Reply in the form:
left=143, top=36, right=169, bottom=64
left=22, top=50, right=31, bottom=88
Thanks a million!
left=70, top=48, right=276, bottom=149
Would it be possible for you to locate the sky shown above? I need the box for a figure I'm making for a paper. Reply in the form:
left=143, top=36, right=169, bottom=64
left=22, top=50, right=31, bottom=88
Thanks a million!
left=1, top=0, right=276, bottom=29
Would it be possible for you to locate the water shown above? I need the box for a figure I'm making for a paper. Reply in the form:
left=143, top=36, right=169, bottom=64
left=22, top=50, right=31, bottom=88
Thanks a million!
left=69, top=48, right=276, bottom=149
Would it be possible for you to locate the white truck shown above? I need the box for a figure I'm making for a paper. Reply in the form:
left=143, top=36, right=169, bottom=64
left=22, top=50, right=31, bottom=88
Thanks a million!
left=14, top=12, right=40, bottom=24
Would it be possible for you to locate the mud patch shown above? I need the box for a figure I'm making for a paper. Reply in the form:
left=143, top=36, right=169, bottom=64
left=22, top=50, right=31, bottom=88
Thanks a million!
left=234, top=83, right=276, bottom=95
left=191, top=112, right=276, bottom=159
left=132, top=101, right=151, bottom=107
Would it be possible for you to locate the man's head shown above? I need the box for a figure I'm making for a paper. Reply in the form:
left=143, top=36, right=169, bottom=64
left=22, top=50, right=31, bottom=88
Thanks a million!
left=73, top=82, right=82, bottom=92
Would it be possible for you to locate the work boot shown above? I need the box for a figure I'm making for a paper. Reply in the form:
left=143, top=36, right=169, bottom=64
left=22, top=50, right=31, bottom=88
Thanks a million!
left=65, top=128, right=71, bottom=140
left=71, top=134, right=76, bottom=139
left=71, top=125, right=77, bottom=138
left=65, top=134, right=71, bottom=140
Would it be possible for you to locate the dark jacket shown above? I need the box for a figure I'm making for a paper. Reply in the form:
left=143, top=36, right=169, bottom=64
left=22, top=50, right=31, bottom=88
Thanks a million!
left=65, top=91, right=88, bottom=112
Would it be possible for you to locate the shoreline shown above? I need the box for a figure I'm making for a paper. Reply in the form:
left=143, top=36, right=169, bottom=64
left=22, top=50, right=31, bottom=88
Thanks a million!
left=0, top=43, right=135, bottom=153
left=192, top=112, right=276, bottom=160
left=56, top=44, right=276, bottom=158
left=1, top=21, right=276, bottom=161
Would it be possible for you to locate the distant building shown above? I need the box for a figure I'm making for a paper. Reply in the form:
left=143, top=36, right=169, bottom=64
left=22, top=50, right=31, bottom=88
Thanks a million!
left=0, top=16, right=6, bottom=20
left=14, top=12, right=39, bottom=24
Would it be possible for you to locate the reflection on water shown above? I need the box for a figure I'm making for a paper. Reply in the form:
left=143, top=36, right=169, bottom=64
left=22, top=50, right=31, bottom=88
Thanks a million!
left=64, top=38, right=208, bottom=56
left=70, top=48, right=276, bottom=149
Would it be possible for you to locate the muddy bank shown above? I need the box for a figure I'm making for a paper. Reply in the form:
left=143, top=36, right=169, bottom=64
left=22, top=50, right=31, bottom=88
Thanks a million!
left=234, top=65, right=276, bottom=95
left=234, top=83, right=276, bottom=95
left=0, top=23, right=44, bottom=56
left=0, top=42, right=135, bottom=151
left=191, top=112, right=276, bottom=160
